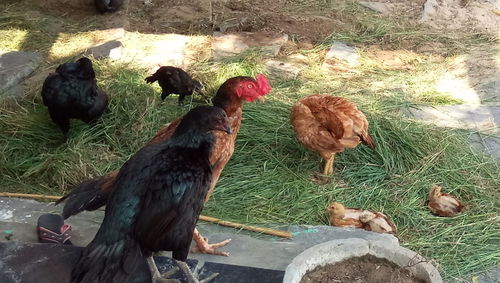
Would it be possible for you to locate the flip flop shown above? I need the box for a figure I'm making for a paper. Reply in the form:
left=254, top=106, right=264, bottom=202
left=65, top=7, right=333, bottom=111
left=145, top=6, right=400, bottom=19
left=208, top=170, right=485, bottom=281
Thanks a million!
left=37, top=213, right=72, bottom=245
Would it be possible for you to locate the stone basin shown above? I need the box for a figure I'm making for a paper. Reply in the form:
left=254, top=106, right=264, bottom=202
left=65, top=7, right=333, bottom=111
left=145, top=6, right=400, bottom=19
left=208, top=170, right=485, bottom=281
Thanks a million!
left=282, top=238, right=442, bottom=283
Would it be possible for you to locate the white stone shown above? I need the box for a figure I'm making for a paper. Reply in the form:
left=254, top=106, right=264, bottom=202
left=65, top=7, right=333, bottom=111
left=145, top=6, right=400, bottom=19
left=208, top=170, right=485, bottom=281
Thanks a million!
left=359, top=2, right=390, bottom=14
left=265, top=60, right=302, bottom=80
left=322, top=41, right=360, bottom=72
left=212, top=32, right=288, bottom=60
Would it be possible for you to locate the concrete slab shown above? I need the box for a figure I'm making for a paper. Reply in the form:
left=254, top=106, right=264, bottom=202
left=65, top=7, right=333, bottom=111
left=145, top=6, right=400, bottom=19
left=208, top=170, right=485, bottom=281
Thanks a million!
left=404, top=105, right=500, bottom=133
left=0, top=242, right=283, bottom=283
left=0, top=197, right=397, bottom=272
left=469, top=133, right=500, bottom=160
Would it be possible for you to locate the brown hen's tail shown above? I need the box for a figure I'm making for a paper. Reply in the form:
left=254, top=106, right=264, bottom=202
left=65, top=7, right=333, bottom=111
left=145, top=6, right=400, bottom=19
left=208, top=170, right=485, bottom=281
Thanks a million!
left=362, top=134, right=376, bottom=149
left=56, top=171, right=118, bottom=219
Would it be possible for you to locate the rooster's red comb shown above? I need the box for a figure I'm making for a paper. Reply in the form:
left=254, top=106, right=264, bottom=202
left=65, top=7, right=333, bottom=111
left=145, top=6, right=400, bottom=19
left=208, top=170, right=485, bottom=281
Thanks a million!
left=256, top=74, right=271, bottom=96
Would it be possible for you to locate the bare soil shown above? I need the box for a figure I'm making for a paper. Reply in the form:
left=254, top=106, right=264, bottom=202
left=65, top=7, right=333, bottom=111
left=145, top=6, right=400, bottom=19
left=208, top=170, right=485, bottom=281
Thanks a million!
left=299, top=255, right=427, bottom=283
left=126, top=0, right=356, bottom=43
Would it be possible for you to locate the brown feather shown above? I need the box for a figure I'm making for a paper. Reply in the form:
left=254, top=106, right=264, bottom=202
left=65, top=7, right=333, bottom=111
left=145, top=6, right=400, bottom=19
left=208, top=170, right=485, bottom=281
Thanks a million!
left=327, top=202, right=397, bottom=234
left=427, top=185, right=464, bottom=217
left=291, top=94, right=375, bottom=161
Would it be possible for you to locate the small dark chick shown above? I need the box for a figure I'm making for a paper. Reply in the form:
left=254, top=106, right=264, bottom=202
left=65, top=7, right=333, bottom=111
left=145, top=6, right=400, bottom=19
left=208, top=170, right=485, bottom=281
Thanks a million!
left=94, top=0, right=123, bottom=13
left=41, top=57, right=108, bottom=140
left=145, top=66, right=203, bottom=105
left=70, top=105, right=231, bottom=283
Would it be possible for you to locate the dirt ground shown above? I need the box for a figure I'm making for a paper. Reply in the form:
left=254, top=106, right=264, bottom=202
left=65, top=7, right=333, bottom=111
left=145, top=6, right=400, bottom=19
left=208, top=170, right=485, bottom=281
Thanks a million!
left=300, top=255, right=427, bottom=283
left=31, top=0, right=498, bottom=46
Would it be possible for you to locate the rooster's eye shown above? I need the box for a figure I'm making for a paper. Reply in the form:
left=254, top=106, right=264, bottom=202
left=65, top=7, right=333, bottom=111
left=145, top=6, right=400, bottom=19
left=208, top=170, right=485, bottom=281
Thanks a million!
left=247, top=84, right=253, bottom=88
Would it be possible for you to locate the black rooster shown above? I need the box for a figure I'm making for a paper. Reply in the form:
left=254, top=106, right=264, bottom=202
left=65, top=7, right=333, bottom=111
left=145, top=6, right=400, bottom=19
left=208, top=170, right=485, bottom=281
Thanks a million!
left=41, top=57, right=108, bottom=140
left=70, top=105, right=231, bottom=283
left=145, top=66, right=203, bottom=105
left=94, top=0, right=123, bottom=13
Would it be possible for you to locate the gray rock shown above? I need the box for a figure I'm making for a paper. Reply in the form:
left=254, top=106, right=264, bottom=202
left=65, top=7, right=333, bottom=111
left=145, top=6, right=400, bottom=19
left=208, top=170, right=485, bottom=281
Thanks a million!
left=404, top=105, right=500, bottom=133
left=84, top=40, right=123, bottom=60
left=265, top=60, right=302, bottom=80
left=322, top=41, right=360, bottom=72
left=0, top=51, right=41, bottom=97
left=212, top=32, right=288, bottom=60
left=359, top=2, right=390, bottom=14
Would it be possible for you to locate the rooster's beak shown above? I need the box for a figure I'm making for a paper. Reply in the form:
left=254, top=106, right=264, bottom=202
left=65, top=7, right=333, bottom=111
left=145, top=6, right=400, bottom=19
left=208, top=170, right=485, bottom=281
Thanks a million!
left=256, top=96, right=266, bottom=102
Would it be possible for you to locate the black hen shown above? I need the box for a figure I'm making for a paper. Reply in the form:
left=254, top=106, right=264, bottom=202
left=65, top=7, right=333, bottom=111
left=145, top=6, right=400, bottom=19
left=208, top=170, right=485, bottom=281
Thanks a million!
left=41, top=57, right=108, bottom=139
left=70, top=105, right=231, bottom=283
left=145, top=66, right=203, bottom=105
left=94, top=0, right=123, bottom=13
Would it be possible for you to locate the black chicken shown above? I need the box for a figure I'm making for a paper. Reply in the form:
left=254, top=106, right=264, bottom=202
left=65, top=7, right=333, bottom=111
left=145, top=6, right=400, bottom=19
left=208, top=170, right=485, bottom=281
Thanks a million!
left=94, top=0, right=123, bottom=13
left=145, top=66, right=203, bottom=105
left=41, top=57, right=108, bottom=140
left=70, top=105, right=231, bottom=283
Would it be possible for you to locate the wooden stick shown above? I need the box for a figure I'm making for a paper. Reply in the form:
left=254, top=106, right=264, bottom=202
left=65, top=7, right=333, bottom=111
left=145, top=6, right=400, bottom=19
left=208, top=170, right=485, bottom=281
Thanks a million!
left=199, top=215, right=292, bottom=239
left=0, top=192, right=293, bottom=239
left=0, top=192, right=61, bottom=201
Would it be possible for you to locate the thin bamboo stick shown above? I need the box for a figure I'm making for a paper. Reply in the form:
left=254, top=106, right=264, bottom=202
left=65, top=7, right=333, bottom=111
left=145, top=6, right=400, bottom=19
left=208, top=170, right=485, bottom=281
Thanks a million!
left=0, top=192, right=293, bottom=239
left=199, top=215, right=292, bottom=239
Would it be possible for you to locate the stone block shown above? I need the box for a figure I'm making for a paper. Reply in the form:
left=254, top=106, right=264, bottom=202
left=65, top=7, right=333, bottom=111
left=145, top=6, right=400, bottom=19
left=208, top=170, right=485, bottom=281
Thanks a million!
left=0, top=51, right=41, bottom=93
left=212, top=32, right=288, bottom=60
left=265, top=60, right=302, bottom=80
left=84, top=40, right=123, bottom=60
left=322, top=41, right=360, bottom=72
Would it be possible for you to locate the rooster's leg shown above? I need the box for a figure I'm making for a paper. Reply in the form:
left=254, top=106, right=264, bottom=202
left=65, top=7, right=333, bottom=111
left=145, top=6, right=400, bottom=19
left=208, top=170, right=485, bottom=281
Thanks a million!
left=322, top=153, right=336, bottom=175
left=190, top=228, right=231, bottom=256
left=147, top=256, right=180, bottom=283
left=176, top=260, right=219, bottom=283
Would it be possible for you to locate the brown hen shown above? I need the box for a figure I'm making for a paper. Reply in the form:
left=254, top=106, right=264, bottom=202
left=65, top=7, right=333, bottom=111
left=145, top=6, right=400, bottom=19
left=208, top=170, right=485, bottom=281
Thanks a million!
left=327, top=202, right=397, bottom=234
left=427, top=185, right=464, bottom=217
left=290, top=94, right=375, bottom=176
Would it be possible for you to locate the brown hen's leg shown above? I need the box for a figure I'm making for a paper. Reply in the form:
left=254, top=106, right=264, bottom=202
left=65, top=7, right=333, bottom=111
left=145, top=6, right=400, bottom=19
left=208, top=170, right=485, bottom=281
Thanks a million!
left=191, top=228, right=231, bottom=256
left=322, top=153, right=336, bottom=175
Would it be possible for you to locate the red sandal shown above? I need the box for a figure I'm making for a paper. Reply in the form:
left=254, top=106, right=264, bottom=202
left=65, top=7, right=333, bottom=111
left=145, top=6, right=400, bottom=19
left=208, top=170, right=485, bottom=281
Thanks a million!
left=37, top=214, right=72, bottom=245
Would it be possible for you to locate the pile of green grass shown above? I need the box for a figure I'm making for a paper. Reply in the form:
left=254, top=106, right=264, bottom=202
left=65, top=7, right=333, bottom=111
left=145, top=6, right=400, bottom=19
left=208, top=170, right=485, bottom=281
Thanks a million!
left=1, top=54, right=498, bottom=281
left=1, top=1, right=499, bottom=281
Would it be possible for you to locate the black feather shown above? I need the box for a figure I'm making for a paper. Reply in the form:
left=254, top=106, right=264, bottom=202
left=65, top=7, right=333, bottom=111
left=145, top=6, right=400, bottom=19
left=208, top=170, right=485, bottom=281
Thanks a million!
left=145, top=66, right=203, bottom=105
left=57, top=177, right=110, bottom=219
left=41, top=57, right=108, bottom=139
left=94, top=0, right=123, bottom=13
left=71, top=106, right=230, bottom=282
